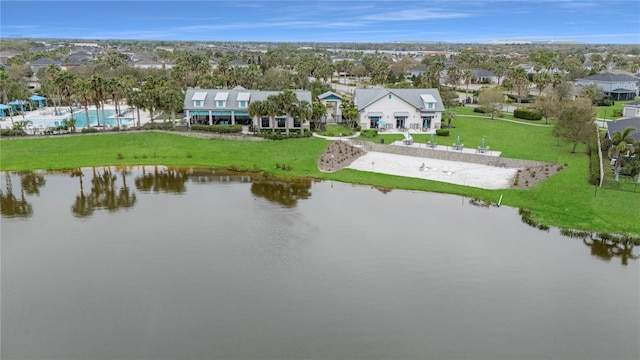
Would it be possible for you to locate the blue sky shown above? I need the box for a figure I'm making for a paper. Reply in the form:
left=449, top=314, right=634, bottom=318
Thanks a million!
left=1, top=0, right=639, bottom=44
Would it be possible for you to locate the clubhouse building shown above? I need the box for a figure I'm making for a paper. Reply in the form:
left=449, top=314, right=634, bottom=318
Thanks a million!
left=183, top=86, right=312, bottom=131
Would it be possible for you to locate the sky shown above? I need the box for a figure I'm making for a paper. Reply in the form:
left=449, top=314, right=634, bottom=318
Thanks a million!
left=1, top=0, right=639, bottom=44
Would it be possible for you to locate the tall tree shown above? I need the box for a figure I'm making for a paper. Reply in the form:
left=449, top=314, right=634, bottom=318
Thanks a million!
left=0, top=70, right=15, bottom=126
left=553, top=97, right=597, bottom=153
left=311, top=100, right=327, bottom=131
left=90, top=74, right=106, bottom=128
left=340, top=100, right=359, bottom=129
left=533, top=71, right=552, bottom=95
left=462, top=69, right=474, bottom=102
left=54, top=70, right=76, bottom=118
left=603, top=127, right=637, bottom=182
left=507, top=67, right=529, bottom=106
left=534, top=94, right=560, bottom=125
left=74, top=77, right=93, bottom=128
left=477, top=87, right=504, bottom=119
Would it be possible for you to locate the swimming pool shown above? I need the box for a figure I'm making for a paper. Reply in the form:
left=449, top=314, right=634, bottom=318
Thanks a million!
left=26, top=109, right=135, bottom=128
left=72, top=109, right=134, bottom=127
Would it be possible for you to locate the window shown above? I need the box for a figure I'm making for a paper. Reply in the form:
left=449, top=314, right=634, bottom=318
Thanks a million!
left=370, top=117, right=380, bottom=129
left=217, top=100, right=225, bottom=107
left=239, top=101, right=247, bottom=108
left=388, top=94, right=392, bottom=99
left=194, top=100, right=202, bottom=107
left=428, top=103, right=434, bottom=109
left=261, top=117, right=269, bottom=128
left=276, top=117, right=286, bottom=127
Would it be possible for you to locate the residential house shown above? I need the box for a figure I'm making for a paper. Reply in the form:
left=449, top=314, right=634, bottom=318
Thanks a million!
left=575, top=72, right=639, bottom=101
left=622, top=100, right=640, bottom=118
left=132, top=59, right=174, bottom=69
left=183, top=86, right=312, bottom=131
left=355, top=87, right=444, bottom=132
left=228, top=59, right=249, bottom=68
left=27, top=57, right=63, bottom=74
left=317, top=91, right=343, bottom=123
left=605, top=117, right=640, bottom=142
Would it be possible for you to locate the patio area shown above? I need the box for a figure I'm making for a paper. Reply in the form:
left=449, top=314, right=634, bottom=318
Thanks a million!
left=390, top=140, right=502, bottom=157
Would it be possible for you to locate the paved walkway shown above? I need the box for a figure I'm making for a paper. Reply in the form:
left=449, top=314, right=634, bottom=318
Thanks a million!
left=389, top=140, right=502, bottom=157
left=312, top=132, right=361, bottom=140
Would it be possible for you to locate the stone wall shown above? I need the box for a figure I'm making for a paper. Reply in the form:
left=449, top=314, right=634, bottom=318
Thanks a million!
left=351, top=140, right=554, bottom=168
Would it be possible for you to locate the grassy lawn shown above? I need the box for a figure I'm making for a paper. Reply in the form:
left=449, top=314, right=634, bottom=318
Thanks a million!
left=318, top=124, right=355, bottom=137
left=2, top=127, right=639, bottom=236
left=595, top=98, right=636, bottom=119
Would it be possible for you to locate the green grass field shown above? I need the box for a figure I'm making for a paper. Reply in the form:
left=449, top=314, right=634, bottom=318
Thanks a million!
left=2, top=122, right=639, bottom=236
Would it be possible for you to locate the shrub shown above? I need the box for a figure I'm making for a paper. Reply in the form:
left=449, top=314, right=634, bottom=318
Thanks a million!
left=436, top=129, right=450, bottom=137
left=81, top=127, right=99, bottom=133
left=141, top=122, right=175, bottom=130
left=474, top=107, right=489, bottom=113
left=257, top=129, right=311, bottom=140
left=588, top=142, right=600, bottom=185
left=190, top=124, right=242, bottom=133
left=361, top=129, right=378, bottom=138
left=506, top=94, right=535, bottom=103
left=0, top=128, right=22, bottom=137
left=513, top=108, right=543, bottom=120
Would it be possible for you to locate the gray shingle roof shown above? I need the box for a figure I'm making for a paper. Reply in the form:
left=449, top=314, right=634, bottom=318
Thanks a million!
left=354, top=87, right=444, bottom=112
left=183, top=88, right=312, bottom=111
left=578, top=72, right=640, bottom=82
left=606, top=117, right=640, bottom=142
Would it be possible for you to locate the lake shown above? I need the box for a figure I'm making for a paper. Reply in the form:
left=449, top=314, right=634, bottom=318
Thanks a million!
left=1, top=167, right=638, bottom=359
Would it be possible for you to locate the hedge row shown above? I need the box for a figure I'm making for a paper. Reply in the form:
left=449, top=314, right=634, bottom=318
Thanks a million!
left=258, top=129, right=311, bottom=140
left=588, top=142, right=601, bottom=186
left=513, top=108, right=543, bottom=120
left=436, top=129, right=450, bottom=136
left=191, top=124, right=243, bottom=133
left=361, top=129, right=378, bottom=138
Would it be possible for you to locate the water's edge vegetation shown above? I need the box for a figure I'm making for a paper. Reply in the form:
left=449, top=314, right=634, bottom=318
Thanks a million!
left=1, top=131, right=638, bottom=237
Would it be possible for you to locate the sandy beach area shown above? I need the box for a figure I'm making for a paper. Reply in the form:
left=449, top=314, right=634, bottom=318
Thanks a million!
left=347, top=151, right=518, bottom=190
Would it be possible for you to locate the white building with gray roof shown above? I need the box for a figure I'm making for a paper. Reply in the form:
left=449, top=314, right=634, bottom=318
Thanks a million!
left=183, top=86, right=311, bottom=131
left=354, top=87, right=444, bottom=132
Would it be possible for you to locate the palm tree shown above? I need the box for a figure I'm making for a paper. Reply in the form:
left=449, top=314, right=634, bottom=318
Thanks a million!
left=159, top=80, right=184, bottom=127
left=294, top=100, right=312, bottom=134
left=270, top=90, right=298, bottom=136
left=534, top=71, right=551, bottom=96
left=126, top=89, right=144, bottom=128
left=462, top=69, right=474, bottom=102
left=263, top=97, right=280, bottom=133
left=106, top=77, right=125, bottom=128
left=446, top=66, right=461, bottom=87
left=55, top=70, right=76, bottom=118
left=248, top=100, right=264, bottom=132
left=74, top=77, right=92, bottom=127
left=90, top=74, right=106, bottom=128
left=507, top=67, right=529, bottom=106
left=605, top=127, right=637, bottom=182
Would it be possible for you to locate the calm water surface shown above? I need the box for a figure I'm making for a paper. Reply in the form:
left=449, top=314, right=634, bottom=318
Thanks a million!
left=1, top=167, right=638, bottom=359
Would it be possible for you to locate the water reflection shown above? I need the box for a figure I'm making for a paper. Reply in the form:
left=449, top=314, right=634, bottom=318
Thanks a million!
left=251, top=178, right=314, bottom=207
left=134, top=166, right=189, bottom=193
left=583, top=237, right=639, bottom=266
left=68, top=167, right=137, bottom=218
left=19, top=171, right=46, bottom=196
left=0, top=172, right=34, bottom=217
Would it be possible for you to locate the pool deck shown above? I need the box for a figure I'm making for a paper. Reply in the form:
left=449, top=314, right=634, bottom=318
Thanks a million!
left=0, top=105, right=149, bottom=130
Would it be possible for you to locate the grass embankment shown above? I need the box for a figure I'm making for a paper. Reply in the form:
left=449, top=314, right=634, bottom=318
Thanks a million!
left=1, top=124, right=639, bottom=236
